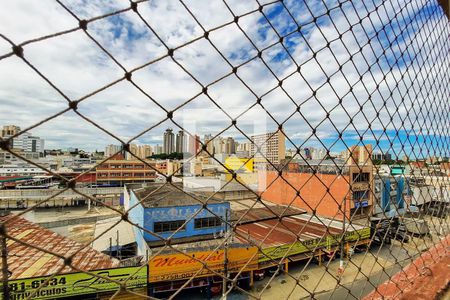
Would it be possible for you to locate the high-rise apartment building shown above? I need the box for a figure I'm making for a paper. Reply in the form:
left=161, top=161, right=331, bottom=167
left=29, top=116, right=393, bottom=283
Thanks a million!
left=347, top=145, right=373, bottom=165
left=188, top=135, right=200, bottom=155
left=154, top=144, right=163, bottom=155
left=213, top=137, right=224, bottom=155
left=250, top=130, right=286, bottom=164
left=225, top=137, right=236, bottom=155
left=105, top=144, right=122, bottom=158
left=126, top=144, right=153, bottom=160
left=163, top=129, right=175, bottom=154
left=176, top=130, right=187, bottom=153
left=203, top=134, right=214, bottom=155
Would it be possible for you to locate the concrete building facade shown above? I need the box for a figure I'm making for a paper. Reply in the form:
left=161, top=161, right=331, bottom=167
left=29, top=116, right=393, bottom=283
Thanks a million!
left=163, top=129, right=175, bottom=154
left=250, top=131, right=286, bottom=164
left=259, top=159, right=374, bottom=220
left=126, top=184, right=230, bottom=247
left=96, top=155, right=156, bottom=186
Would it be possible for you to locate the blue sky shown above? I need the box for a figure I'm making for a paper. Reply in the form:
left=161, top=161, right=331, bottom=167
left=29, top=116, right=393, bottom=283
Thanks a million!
left=0, top=0, right=448, bottom=160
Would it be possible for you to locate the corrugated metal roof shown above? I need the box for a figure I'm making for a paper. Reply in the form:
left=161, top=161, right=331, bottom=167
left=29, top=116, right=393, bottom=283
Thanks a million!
left=230, top=205, right=306, bottom=224
left=0, top=215, right=119, bottom=279
left=235, top=214, right=364, bottom=248
left=134, top=183, right=224, bottom=207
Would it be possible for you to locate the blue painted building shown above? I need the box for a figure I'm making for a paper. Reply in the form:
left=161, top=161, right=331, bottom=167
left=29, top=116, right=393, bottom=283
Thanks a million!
left=374, top=175, right=411, bottom=216
left=126, top=183, right=230, bottom=247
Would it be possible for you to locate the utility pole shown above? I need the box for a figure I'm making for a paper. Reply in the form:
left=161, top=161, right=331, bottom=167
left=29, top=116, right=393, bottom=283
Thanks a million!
left=338, top=196, right=346, bottom=279
left=222, top=209, right=229, bottom=300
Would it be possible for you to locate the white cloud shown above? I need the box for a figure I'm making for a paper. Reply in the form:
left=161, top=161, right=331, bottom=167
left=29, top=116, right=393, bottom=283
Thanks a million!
left=0, top=0, right=447, bottom=160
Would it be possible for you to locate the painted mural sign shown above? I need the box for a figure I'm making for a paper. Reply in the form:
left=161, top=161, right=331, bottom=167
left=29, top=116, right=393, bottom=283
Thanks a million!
left=0, top=267, right=147, bottom=300
left=149, top=247, right=258, bottom=282
left=260, top=227, right=371, bottom=262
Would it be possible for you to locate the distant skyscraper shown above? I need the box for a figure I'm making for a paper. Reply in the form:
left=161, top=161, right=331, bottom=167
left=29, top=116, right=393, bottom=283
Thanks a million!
left=213, top=137, right=224, bottom=155
left=203, top=134, right=214, bottom=155
left=105, top=144, right=122, bottom=158
left=188, top=134, right=200, bottom=155
left=163, top=129, right=175, bottom=154
left=250, top=130, right=286, bottom=164
left=176, top=130, right=187, bottom=153
left=225, top=137, right=236, bottom=154
left=154, top=144, right=163, bottom=155
left=126, top=143, right=139, bottom=160
left=347, top=145, right=373, bottom=165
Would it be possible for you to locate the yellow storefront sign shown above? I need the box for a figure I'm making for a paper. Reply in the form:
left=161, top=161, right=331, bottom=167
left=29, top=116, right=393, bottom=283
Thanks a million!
left=0, top=266, right=147, bottom=300
left=149, top=247, right=258, bottom=283
left=224, top=157, right=254, bottom=173
left=260, top=228, right=370, bottom=262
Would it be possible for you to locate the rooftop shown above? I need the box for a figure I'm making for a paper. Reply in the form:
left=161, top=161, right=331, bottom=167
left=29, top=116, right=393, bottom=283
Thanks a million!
left=235, top=214, right=367, bottom=250
left=133, top=183, right=225, bottom=208
left=0, top=215, right=119, bottom=279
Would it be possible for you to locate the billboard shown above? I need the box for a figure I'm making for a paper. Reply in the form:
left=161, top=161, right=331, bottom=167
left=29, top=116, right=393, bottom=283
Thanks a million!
left=149, top=247, right=258, bottom=283
left=0, top=266, right=147, bottom=300
left=224, top=157, right=254, bottom=173
left=260, top=228, right=371, bottom=262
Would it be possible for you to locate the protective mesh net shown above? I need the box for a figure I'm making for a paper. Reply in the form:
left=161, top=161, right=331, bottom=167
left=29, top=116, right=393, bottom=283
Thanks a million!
left=0, top=0, right=449, bottom=299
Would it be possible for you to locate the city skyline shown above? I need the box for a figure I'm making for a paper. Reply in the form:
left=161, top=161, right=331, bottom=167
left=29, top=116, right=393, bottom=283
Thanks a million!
left=3, top=123, right=446, bottom=163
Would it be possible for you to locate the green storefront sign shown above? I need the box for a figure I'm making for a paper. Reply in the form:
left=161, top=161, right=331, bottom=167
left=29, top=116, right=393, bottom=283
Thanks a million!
left=0, top=266, right=147, bottom=300
left=260, top=228, right=371, bottom=262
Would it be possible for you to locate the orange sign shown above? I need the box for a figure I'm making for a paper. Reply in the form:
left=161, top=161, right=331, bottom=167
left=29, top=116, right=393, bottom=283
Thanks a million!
left=149, top=247, right=258, bottom=282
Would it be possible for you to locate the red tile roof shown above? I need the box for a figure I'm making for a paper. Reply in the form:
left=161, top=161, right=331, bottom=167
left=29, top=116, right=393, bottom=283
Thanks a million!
left=0, top=215, right=119, bottom=279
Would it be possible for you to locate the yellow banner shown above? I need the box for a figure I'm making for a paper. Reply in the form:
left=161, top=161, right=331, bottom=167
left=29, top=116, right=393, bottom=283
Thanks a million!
left=224, top=157, right=254, bottom=172
left=149, top=247, right=258, bottom=283
left=0, top=267, right=147, bottom=300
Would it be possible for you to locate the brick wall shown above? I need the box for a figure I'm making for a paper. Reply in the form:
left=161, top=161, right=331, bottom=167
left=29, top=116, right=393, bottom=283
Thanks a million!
left=259, top=170, right=351, bottom=220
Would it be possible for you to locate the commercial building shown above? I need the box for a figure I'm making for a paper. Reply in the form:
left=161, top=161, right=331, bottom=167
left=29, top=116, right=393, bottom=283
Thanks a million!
left=372, top=151, right=393, bottom=161
left=125, top=183, right=230, bottom=250
left=259, top=158, right=374, bottom=220
left=373, top=175, right=409, bottom=215
left=250, top=130, right=285, bottom=164
left=163, top=128, right=175, bottom=154
left=96, top=154, right=156, bottom=186
left=235, top=213, right=370, bottom=268
left=0, top=164, right=48, bottom=177
left=4, top=131, right=45, bottom=155
left=1, top=124, right=21, bottom=137
left=0, top=149, right=40, bottom=165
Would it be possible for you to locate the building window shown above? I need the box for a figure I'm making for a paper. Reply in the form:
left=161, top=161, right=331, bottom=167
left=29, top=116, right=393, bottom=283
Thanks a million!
left=352, top=172, right=369, bottom=182
left=194, top=217, right=222, bottom=229
left=353, top=190, right=369, bottom=201
left=153, top=220, right=185, bottom=233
